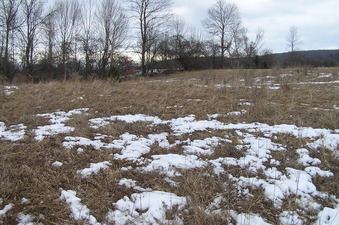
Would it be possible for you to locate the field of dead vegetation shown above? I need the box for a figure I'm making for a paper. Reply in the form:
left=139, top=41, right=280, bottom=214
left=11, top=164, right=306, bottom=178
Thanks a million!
left=1, top=67, right=339, bottom=225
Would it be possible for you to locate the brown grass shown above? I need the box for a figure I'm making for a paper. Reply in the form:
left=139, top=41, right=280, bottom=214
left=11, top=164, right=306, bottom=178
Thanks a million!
left=1, top=67, right=338, bottom=224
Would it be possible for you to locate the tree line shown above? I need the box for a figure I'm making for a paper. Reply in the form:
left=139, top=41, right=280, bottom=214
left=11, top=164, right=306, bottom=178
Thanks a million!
left=0, top=0, right=271, bottom=82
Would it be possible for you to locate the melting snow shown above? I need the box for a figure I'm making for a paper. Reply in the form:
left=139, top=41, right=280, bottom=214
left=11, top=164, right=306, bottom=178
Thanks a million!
left=0, top=122, right=26, bottom=141
left=77, top=161, right=111, bottom=177
left=0, top=203, right=14, bottom=217
left=140, top=154, right=207, bottom=177
left=314, top=204, right=339, bottom=225
left=318, top=73, right=333, bottom=78
left=60, top=190, right=100, bottom=225
left=235, top=213, right=271, bottom=225
left=34, top=108, right=89, bottom=141
left=3, top=108, right=339, bottom=224
left=118, top=178, right=151, bottom=192
left=17, top=213, right=36, bottom=225
left=89, top=114, right=162, bottom=129
left=3, top=86, right=18, bottom=95
left=52, top=161, right=63, bottom=167
left=279, top=211, right=303, bottom=225
left=106, top=191, right=186, bottom=225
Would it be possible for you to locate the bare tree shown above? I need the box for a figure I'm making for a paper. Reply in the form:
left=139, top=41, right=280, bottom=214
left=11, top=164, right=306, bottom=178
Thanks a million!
left=203, top=0, right=240, bottom=59
left=19, top=0, right=46, bottom=75
left=55, top=0, right=82, bottom=79
left=286, top=26, right=301, bottom=52
left=244, top=28, right=264, bottom=57
left=171, top=16, right=186, bottom=59
left=0, top=0, right=22, bottom=80
left=97, top=0, right=129, bottom=77
left=0, top=30, right=4, bottom=58
left=80, top=0, right=97, bottom=75
left=129, top=0, right=173, bottom=76
left=41, top=5, right=57, bottom=66
left=228, top=21, right=246, bottom=58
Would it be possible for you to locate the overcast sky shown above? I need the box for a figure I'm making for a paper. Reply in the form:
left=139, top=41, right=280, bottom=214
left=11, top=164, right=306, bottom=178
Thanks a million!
left=171, top=0, right=339, bottom=53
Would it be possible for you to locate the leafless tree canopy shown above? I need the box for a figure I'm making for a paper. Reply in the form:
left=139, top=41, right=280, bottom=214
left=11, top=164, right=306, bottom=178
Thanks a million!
left=2, top=0, right=316, bottom=81
left=97, top=0, right=129, bottom=75
left=20, top=0, right=45, bottom=74
left=129, top=0, right=173, bottom=75
left=203, top=0, right=240, bottom=59
left=0, top=0, right=22, bottom=80
left=54, top=0, right=82, bottom=79
left=287, top=26, right=302, bottom=52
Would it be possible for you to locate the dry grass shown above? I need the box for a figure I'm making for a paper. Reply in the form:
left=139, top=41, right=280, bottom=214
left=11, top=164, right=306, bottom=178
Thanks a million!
left=1, top=67, right=338, bottom=224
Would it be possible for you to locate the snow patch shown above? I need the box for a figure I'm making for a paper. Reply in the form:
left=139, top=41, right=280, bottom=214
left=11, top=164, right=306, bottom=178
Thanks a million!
left=52, top=161, right=63, bottom=167
left=4, top=86, right=18, bottom=95
left=0, top=203, right=14, bottom=217
left=140, top=154, right=207, bottom=177
left=77, top=161, right=111, bottom=177
left=0, top=122, right=26, bottom=141
left=106, top=191, right=186, bottom=225
left=296, top=148, right=321, bottom=166
left=235, top=212, right=272, bottom=225
left=118, top=178, right=151, bottom=192
left=314, top=204, right=339, bottom=225
left=17, top=213, right=36, bottom=225
left=34, top=108, right=89, bottom=141
left=60, top=190, right=100, bottom=225
left=308, top=133, right=339, bottom=155
left=89, top=114, right=162, bottom=129
left=63, top=136, right=113, bottom=150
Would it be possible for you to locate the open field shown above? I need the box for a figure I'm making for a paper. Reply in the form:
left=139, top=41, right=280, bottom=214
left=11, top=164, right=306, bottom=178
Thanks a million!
left=1, top=68, right=339, bottom=224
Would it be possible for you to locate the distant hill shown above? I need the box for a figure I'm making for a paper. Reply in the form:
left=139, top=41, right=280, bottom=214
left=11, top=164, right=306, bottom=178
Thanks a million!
left=271, top=49, right=339, bottom=67
left=151, top=49, right=339, bottom=73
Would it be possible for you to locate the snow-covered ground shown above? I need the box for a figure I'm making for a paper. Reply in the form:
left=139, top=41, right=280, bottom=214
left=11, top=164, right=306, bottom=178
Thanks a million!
left=1, top=71, right=339, bottom=224
left=1, top=107, right=338, bottom=224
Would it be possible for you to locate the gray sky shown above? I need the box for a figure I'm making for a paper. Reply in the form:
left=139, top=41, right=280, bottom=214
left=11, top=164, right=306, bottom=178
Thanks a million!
left=172, top=0, right=339, bottom=53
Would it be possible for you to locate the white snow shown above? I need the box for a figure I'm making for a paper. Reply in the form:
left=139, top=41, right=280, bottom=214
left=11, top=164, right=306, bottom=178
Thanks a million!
left=52, top=161, right=63, bottom=167
left=166, top=105, right=183, bottom=109
left=0, top=203, right=14, bottom=217
left=140, top=154, right=207, bottom=177
left=235, top=213, right=271, bottom=225
left=77, top=161, right=111, bottom=177
left=118, top=178, right=151, bottom=192
left=34, top=108, right=89, bottom=141
left=279, top=211, right=303, bottom=225
left=21, top=198, right=31, bottom=205
left=3, top=86, right=18, bottom=95
left=296, top=148, right=321, bottom=166
left=238, top=102, right=254, bottom=106
left=318, top=73, right=333, bottom=78
left=207, top=114, right=219, bottom=120
left=70, top=96, right=84, bottom=102
left=0, top=122, right=26, bottom=141
left=308, top=133, right=339, bottom=155
left=60, top=190, right=100, bottom=225
left=106, top=191, right=186, bottom=225
left=304, top=167, right=333, bottom=177
left=314, top=204, right=339, bottom=225
left=35, top=124, right=75, bottom=141
left=113, top=133, right=154, bottom=162
left=3, top=106, right=339, bottom=224
left=16, top=213, right=36, bottom=225
left=183, top=137, right=230, bottom=156
left=296, top=80, right=339, bottom=85
left=36, top=108, right=89, bottom=124
left=89, top=114, right=162, bottom=129
left=63, top=136, right=112, bottom=150
left=226, top=109, right=248, bottom=116
left=54, top=113, right=339, bottom=223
